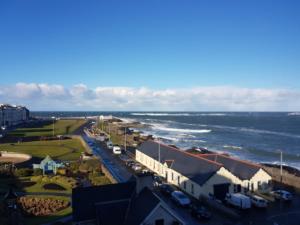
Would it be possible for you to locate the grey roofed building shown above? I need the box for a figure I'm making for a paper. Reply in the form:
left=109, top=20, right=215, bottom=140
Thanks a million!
left=197, top=154, right=261, bottom=180
left=72, top=182, right=136, bottom=224
left=72, top=180, right=184, bottom=225
left=138, top=141, right=222, bottom=185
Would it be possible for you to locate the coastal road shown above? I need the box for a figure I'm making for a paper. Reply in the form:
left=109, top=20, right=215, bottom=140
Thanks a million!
left=74, top=120, right=132, bottom=183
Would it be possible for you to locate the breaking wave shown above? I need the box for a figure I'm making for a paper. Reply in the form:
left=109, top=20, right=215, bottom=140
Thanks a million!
left=151, top=123, right=211, bottom=133
left=130, top=112, right=228, bottom=117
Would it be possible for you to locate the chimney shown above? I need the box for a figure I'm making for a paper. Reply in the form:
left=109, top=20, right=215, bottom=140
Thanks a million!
left=135, top=172, right=154, bottom=194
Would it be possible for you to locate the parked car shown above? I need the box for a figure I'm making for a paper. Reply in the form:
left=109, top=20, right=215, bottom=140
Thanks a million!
left=250, top=195, right=268, bottom=208
left=159, top=183, right=176, bottom=196
left=171, top=191, right=191, bottom=207
left=190, top=204, right=212, bottom=220
left=113, top=146, right=122, bottom=154
left=153, top=175, right=163, bottom=187
left=271, top=190, right=293, bottom=201
left=106, top=141, right=113, bottom=149
left=126, top=160, right=135, bottom=167
left=225, top=193, right=251, bottom=209
left=131, top=163, right=142, bottom=171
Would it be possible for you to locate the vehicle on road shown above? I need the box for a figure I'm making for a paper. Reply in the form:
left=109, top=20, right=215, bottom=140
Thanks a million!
left=250, top=195, right=268, bottom=208
left=113, top=145, right=122, bottom=154
left=190, top=203, right=212, bottom=220
left=171, top=191, right=191, bottom=207
left=106, top=141, right=113, bottom=149
left=271, top=190, right=293, bottom=201
left=225, top=193, right=251, bottom=209
left=159, top=183, right=176, bottom=196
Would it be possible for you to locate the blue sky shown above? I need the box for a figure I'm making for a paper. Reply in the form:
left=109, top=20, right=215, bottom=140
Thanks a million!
left=0, top=0, right=299, bottom=110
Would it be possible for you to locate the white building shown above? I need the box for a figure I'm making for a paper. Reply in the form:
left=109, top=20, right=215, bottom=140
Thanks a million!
left=0, top=104, right=29, bottom=127
left=136, top=141, right=272, bottom=200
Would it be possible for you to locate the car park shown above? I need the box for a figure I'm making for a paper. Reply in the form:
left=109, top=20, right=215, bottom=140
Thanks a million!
left=159, top=183, right=176, bottom=196
left=271, top=190, right=293, bottom=201
left=171, top=191, right=191, bottom=207
left=190, top=203, right=212, bottom=220
left=249, top=195, right=268, bottom=208
left=225, top=193, right=251, bottom=209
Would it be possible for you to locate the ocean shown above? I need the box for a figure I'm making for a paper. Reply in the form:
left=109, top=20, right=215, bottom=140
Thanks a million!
left=31, top=111, right=300, bottom=169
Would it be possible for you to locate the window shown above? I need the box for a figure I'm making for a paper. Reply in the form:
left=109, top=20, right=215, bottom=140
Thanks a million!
left=177, top=176, right=180, bottom=185
left=258, top=181, right=261, bottom=190
left=191, top=183, right=194, bottom=194
left=171, top=172, right=174, bottom=180
left=183, top=181, right=186, bottom=189
left=155, top=219, right=164, bottom=225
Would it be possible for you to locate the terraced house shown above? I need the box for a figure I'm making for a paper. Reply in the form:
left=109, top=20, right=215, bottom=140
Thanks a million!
left=136, top=141, right=272, bottom=200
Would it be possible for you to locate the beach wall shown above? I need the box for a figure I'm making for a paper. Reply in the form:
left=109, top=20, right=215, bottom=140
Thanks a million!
left=262, top=166, right=300, bottom=190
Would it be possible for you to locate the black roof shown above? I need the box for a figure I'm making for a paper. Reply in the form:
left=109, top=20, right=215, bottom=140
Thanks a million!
left=72, top=182, right=161, bottom=225
left=199, top=154, right=261, bottom=180
left=138, top=141, right=222, bottom=185
left=125, top=188, right=160, bottom=225
left=72, top=182, right=136, bottom=223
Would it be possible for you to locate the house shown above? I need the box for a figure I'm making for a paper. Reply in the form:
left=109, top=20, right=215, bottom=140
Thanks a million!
left=72, top=174, right=185, bottom=225
left=136, top=140, right=272, bottom=201
left=0, top=104, right=29, bottom=128
left=32, top=155, right=64, bottom=175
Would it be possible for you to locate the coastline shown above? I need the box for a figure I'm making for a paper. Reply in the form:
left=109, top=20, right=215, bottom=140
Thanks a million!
left=116, top=117, right=300, bottom=175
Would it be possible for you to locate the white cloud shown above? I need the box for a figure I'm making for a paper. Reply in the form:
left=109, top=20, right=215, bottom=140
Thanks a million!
left=0, top=83, right=299, bottom=111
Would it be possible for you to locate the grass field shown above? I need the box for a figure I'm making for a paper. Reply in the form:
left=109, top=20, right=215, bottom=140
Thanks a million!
left=0, top=139, right=85, bottom=161
left=9, top=119, right=86, bottom=137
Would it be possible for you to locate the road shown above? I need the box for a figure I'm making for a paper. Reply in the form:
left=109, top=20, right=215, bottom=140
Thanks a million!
left=73, top=120, right=132, bottom=183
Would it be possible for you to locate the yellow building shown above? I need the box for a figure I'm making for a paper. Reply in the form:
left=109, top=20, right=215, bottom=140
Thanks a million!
left=136, top=141, right=272, bottom=200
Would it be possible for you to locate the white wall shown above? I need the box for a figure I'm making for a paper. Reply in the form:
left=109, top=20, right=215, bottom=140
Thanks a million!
left=136, top=149, right=272, bottom=198
left=142, top=205, right=184, bottom=225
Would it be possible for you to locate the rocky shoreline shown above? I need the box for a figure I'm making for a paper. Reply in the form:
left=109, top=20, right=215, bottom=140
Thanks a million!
left=108, top=117, right=300, bottom=185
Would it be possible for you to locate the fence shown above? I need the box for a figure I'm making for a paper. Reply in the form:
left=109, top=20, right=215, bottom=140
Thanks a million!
left=263, top=166, right=300, bottom=190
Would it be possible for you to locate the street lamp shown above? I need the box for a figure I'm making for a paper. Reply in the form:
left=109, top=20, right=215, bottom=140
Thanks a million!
left=51, top=116, right=56, bottom=137
left=124, top=126, right=127, bottom=152
left=279, top=150, right=283, bottom=183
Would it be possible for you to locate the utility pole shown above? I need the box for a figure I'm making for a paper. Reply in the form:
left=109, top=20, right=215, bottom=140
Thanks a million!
left=280, top=150, right=283, bottom=183
left=108, top=123, right=111, bottom=141
left=51, top=116, right=55, bottom=137
left=124, top=126, right=127, bottom=152
left=158, top=139, right=161, bottom=163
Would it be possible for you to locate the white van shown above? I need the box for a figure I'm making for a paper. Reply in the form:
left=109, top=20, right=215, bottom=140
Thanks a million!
left=106, top=141, right=113, bottom=149
left=250, top=195, right=268, bottom=208
left=113, top=146, right=122, bottom=154
left=225, top=193, right=251, bottom=209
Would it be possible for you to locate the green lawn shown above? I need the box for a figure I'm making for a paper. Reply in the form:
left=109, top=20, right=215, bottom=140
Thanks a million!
left=9, top=119, right=86, bottom=137
left=0, top=139, right=85, bottom=161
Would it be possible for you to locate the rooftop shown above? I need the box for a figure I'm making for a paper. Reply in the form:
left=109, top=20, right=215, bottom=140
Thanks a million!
left=138, top=140, right=262, bottom=184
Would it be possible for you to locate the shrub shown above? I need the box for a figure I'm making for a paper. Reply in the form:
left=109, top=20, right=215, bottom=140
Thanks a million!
left=33, top=168, right=43, bottom=176
left=14, top=168, right=33, bottom=177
